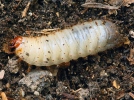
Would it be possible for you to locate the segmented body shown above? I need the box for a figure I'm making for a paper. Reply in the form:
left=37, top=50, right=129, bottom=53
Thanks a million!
left=12, top=20, right=123, bottom=66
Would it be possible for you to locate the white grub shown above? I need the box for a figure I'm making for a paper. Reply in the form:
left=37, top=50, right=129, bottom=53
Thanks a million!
left=15, top=20, right=123, bottom=67
left=6, top=56, right=19, bottom=74
left=18, top=70, right=52, bottom=92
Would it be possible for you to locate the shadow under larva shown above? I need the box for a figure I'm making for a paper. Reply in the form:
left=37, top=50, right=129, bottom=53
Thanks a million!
left=7, top=20, right=124, bottom=67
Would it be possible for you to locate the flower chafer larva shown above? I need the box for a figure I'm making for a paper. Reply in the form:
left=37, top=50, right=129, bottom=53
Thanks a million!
left=9, top=20, right=124, bottom=66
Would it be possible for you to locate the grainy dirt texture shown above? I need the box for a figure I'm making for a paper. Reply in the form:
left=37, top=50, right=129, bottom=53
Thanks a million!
left=0, top=0, right=134, bottom=100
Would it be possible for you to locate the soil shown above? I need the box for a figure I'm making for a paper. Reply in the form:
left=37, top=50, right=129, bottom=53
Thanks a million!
left=0, top=0, right=134, bottom=100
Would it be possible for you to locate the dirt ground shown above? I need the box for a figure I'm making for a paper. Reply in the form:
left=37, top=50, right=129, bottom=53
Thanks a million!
left=0, top=0, right=134, bottom=100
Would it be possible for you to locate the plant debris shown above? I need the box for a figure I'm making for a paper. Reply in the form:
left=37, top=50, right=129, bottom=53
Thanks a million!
left=128, top=48, right=134, bottom=65
left=0, top=70, right=5, bottom=79
left=82, top=0, right=134, bottom=9
left=19, top=70, right=53, bottom=92
left=1, top=92, right=8, bottom=100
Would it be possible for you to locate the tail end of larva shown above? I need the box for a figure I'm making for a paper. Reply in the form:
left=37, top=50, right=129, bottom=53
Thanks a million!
left=112, top=33, right=130, bottom=48
left=105, top=20, right=129, bottom=48
left=3, top=36, right=22, bottom=54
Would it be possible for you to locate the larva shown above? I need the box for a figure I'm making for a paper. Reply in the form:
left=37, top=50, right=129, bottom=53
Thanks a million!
left=9, top=20, right=123, bottom=66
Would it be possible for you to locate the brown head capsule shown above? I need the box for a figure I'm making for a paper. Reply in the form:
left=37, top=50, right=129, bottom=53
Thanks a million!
left=8, top=36, right=22, bottom=53
left=9, top=36, right=22, bottom=48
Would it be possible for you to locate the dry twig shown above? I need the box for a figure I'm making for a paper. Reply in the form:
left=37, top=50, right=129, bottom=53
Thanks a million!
left=81, top=0, right=134, bottom=9
left=123, top=0, right=134, bottom=6
left=22, top=1, right=31, bottom=17
left=127, top=48, right=134, bottom=65
left=1, top=92, right=8, bottom=100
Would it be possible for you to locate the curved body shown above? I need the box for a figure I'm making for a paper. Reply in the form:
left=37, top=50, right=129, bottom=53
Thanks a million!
left=11, top=20, right=123, bottom=66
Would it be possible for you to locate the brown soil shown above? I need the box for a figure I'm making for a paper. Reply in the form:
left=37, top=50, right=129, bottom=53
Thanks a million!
left=0, top=0, right=134, bottom=100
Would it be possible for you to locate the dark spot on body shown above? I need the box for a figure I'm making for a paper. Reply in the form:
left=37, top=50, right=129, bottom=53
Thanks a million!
left=89, top=26, right=92, bottom=28
left=46, top=40, right=49, bottom=42
left=26, top=52, right=29, bottom=56
left=21, top=56, right=23, bottom=58
left=48, top=51, right=50, bottom=53
left=47, top=58, right=49, bottom=61
left=45, top=34, right=48, bottom=37
left=45, top=61, right=48, bottom=63
left=95, top=22, right=98, bottom=26
left=102, top=20, right=106, bottom=25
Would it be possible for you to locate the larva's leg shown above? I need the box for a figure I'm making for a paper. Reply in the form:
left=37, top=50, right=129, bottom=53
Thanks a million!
left=26, top=64, right=32, bottom=73
left=83, top=57, right=88, bottom=60
left=17, top=58, right=22, bottom=68
left=46, top=66, right=59, bottom=76
left=45, top=62, right=70, bottom=76
left=18, top=57, right=22, bottom=62
left=17, top=58, right=32, bottom=73
left=58, top=62, right=70, bottom=68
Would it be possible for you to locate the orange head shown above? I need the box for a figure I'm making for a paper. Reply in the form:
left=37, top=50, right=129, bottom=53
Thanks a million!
left=9, top=36, right=22, bottom=50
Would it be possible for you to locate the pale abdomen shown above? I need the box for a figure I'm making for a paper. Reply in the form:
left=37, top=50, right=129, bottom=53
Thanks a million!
left=15, top=20, right=123, bottom=66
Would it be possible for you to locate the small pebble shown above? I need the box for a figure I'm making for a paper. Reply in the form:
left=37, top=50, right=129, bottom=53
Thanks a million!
left=6, top=56, right=19, bottom=74
left=19, top=70, right=52, bottom=92
left=19, top=88, right=25, bottom=97
left=0, top=70, right=5, bottom=79
left=129, top=30, right=134, bottom=38
left=34, top=91, right=40, bottom=96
